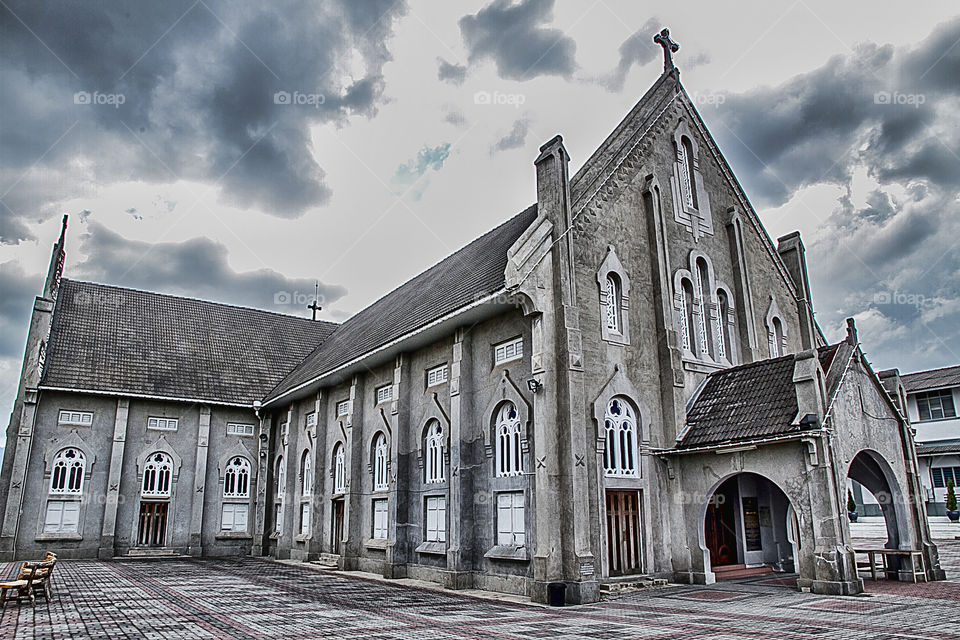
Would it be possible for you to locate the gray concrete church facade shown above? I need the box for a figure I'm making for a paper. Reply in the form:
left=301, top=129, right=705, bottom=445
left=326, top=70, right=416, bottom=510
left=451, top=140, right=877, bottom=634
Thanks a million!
left=0, top=39, right=944, bottom=604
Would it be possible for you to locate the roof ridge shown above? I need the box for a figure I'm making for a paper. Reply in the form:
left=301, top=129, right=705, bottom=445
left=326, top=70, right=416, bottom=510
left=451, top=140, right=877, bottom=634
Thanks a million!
left=61, top=278, right=338, bottom=328
left=901, top=364, right=960, bottom=378
left=706, top=352, right=796, bottom=377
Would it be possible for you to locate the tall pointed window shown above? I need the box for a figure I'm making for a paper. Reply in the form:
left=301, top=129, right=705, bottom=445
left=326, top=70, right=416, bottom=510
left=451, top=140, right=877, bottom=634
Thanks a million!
left=695, top=258, right=713, bottom=359
left=681, top=278, right=696, bottom=354
left=50, top=448, right=85, bottom=495
left=772, top=317, right=785, bottom=357
left=717, top=289, right=733, bottom=361
left=141, top=452, right=173, bottom=498
left=223, top=456, right=250, bottom=498
left=276, top=456, right=285, bottom=499
left=333, top=444, right=346, bottom=494
left=605, top=274, right=621, bottom=334
left=681, top=136, right=698, bottom=209
left=373, top=433, right=389, bottom=491
left=495, top=403, right=523, bottom=477
left=300, top=450, right=312, bottom=497
left=603, top=398, right=638, bottom=477
left=424, top=421, right=445, bottom=483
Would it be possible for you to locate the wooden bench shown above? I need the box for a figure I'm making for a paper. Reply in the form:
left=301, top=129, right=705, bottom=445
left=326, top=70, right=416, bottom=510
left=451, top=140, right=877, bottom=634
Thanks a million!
left=17, top=553, right=57, bottom=601
left=0, top=561, right=46, bottom=608
left=854, top=548, right=928, bottom=583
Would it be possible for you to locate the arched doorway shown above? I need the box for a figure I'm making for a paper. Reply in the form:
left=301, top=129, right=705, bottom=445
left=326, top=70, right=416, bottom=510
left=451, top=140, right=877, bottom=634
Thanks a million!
left=847, top=450, right=910, bottom=579
left=703, top=473, right=797, bottom=579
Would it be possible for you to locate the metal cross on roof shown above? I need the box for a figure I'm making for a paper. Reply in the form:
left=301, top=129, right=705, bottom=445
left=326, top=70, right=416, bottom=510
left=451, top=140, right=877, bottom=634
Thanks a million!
left=654, top=28, right=679, bottom=72
left=307, top=281, right=322, bottom=320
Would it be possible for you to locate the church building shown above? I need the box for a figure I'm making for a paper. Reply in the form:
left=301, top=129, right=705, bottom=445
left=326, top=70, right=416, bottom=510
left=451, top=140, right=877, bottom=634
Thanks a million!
left=0, top=31, right=943, bottom=604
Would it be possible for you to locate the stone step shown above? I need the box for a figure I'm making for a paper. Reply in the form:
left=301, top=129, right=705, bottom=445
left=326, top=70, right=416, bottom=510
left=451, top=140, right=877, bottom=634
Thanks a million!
left=714, top=565, right=773, bottom=580
left=310, top=553, right=340, bottom=569
left=124, top=548, right=187, bottom=559
left=600, top=576, right=668, bottom=594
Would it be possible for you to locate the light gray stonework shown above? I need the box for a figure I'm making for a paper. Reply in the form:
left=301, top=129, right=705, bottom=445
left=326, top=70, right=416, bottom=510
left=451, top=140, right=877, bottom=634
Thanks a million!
left=0, top=59, right=942, bottom=604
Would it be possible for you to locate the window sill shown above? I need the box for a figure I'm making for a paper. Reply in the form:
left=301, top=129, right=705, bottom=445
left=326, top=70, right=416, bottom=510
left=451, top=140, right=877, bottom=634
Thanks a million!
left=601, top=332, right=629, bottom=346
left=295, top=534, right=312, bottom=543
left=415, top=541, right=447, bottom=555
left=365, top=538, right=388, bottom=550
left=681, top=358, right=725, bottom=374
left=484, top=545, right=528, bottom=562
left=269, top=532, right=283, bottom=540
left=215, top=532, right=252, bottom=541
left=35, top=532, right=82, bottom=542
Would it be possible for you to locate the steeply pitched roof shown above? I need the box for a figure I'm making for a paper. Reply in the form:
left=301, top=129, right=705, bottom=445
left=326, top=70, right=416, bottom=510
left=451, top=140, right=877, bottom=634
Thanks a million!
left=902, top=365, right=960, bottom=393
left=42, top=280, right=336, bottom=406
left=677, top=354, right=802, bottom=449
left=265, top=205, right=539, bottom=402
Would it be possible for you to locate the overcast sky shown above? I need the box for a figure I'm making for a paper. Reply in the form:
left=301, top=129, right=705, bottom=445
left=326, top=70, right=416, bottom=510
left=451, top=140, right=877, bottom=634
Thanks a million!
left=2, top=1, right=959, bottom=438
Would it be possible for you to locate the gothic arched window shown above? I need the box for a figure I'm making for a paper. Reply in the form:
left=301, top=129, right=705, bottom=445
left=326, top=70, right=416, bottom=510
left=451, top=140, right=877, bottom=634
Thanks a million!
left=605, top=274, right=621, bottom=334
left=717, top=289, right=732, bottom=361
left=681, top=278, right=696, bottom=354
left=695, top=258, right=713, bottom=359
left=223, top=456, right=250, bottom=498
left=142, top=452, right=173, bottom=498
left=50, top=448, right=84, bottom=495
left=276, top=456, right=285, bottom=499
left=424, top=421, right=445, bottom=484
left=333, top=444, right=346, bottom=494
left=603, top=398, right=638, bottom=477
left=300, top=450, right=312, bottom=497
left=772, top=317, right=785, bottom=357
left=495, top=403, right=523, bottom=477
left=373, top=433, right=389, bottom=491
left=679, top=136, right=698, bottom=210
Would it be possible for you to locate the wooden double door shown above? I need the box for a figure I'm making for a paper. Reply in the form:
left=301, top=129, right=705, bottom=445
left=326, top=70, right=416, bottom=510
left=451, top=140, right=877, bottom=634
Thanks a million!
left=606, top=490, right=643, bottom=576
left=137, top=501, right=169, bottom=547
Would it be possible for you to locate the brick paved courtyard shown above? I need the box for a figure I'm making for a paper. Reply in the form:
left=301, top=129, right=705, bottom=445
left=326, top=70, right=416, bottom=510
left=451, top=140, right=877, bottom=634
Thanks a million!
left=2, top=540, right=960, bottom=639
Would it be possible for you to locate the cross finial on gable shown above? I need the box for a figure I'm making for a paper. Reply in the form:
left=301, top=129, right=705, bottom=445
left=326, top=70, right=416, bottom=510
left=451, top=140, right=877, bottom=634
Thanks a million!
left=654, top=28, right=679, bottom=73
left=307, top=280, right=322, bottom=320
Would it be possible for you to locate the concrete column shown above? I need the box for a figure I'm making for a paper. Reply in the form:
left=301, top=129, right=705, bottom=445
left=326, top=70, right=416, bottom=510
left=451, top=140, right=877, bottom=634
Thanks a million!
left=99, top=398, right=130, bottom=559
left=0, top=389, right=40, bottom=558
left=342, top=375, right=362, bottom=569
left=777, top=232, right=817, bottom=351
left=726, top=211, right=759, bottom=361
left=188, top=405, right=212, bottom=556
left=444, top=327, right=473, bottom=588
left=385, top=356, right=410, bottom=578
left=252, top=413, right=269, bottom=555
left=307, top=391, right=327, bottom=561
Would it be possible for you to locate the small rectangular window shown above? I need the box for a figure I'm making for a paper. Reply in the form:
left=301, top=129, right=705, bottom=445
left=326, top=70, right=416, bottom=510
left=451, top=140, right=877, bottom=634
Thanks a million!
left=376, top=385, right=393, bottom=404
left=373, top=499, right=388, bottom=539
left=933, top=468, right=945, bottom=488
left=280, top=422, right=289, bottom=437
left=916, top=389, right=957, bottom=421
left=426, top=365, right=449, bottom=388
left=336, top=400, right=351, bottom=417
left=221, top=503, right=248, bottom=532
left=274, top=503, right=283, bottom=534
left=58, top=411, right=93, bottom=426
left=299, top=503, right=311, bottom=536
left=305, top=412, right=317, bottom=428
left=44, top=500, right=80, bottom=533
left=147, top=417, right=178, bottom=431
left=494, top=337, right=523, bottom=366
left=425, top=496, right=446, bottom=543
left=496, top=492, right=525, bottom=546
left=226, top=423, right=255, bottom=437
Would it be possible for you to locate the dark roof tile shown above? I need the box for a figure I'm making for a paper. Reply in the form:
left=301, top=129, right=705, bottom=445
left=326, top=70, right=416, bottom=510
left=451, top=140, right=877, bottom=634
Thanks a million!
left=902, top=365, right=960, bottom=393
left=42, top=280, right=336, bottom=405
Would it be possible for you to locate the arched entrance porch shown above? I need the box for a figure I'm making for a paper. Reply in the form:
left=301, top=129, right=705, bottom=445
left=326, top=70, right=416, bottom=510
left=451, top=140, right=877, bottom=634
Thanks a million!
left=701, top=473, right=797, bottom=580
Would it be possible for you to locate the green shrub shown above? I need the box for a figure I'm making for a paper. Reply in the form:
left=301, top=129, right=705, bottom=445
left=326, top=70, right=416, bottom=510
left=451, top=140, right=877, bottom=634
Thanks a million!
left=947, top=479, right=958, bottom=512
left=847, top=489, right=857, bottom=513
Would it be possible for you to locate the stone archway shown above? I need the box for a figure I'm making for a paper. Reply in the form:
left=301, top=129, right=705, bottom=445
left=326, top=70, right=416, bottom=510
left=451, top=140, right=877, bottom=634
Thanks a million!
left=700, top=472, right=797, bottom=581
left=847, top=449, right=912, bottom=579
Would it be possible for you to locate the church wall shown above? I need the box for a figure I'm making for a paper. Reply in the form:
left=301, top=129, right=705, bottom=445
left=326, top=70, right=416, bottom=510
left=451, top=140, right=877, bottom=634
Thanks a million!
left=15, top=390, right=117, bottom=558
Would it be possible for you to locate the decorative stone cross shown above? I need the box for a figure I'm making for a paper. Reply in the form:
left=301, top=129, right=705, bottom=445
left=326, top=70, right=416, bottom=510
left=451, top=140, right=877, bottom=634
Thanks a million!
left=654, top=28, right=679, bottom=72
left=307, top=281, right=323, bottom=320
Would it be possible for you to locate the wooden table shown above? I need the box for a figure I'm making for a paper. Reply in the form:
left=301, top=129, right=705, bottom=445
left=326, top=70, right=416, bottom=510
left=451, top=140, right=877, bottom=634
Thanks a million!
left=854, top=548, right=928, bottom=583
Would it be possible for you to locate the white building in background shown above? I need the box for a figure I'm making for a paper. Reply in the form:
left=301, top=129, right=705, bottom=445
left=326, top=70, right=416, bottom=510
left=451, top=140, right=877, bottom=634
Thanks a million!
left=903, top=366, right=960, bottom=515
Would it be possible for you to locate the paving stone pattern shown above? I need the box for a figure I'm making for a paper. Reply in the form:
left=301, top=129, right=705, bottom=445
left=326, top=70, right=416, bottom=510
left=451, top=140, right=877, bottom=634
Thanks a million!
left=3, top=541, right=960, bottom=639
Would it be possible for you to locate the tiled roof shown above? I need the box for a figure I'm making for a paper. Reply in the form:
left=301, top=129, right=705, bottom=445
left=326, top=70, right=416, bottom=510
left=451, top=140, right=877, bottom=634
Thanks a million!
left=678, top=355, right=802, bottom=449
left=916, top=443, right=960, bottom=456
left=42, top=280, right=336, bottom=405
left=902, top=365, right=960, bottom=393
left=265, top=205, right=539, bottom=402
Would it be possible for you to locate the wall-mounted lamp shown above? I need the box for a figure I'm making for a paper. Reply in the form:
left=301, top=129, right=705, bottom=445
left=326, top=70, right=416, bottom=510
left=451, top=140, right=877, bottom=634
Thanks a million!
left=259, top=433, right=269, bottom=443
left=527, top=378, right=542, bottom=393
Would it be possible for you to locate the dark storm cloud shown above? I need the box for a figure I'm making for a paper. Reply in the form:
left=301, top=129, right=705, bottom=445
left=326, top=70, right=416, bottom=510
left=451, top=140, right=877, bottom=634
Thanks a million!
left=600, top=19, right=660, bottom=92
left=437, top=58, right=468, bottom=85
left=708, top=17, right=960, bottom=209
left=0, top=0, right=408, bottom=243
left=490, top=117, right=530, bottom=153
left=0, top=262, right=42, bottom=358
left=458, top=0, right=577, bottom=81
left=75, top=223, right=348, bottom=315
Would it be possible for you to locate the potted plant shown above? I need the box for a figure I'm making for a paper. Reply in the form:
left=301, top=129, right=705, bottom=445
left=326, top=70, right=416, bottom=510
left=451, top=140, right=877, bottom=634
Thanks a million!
left=847, top=489, right=858, bottom=522
left=946, top=479, right=959, bottom=522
